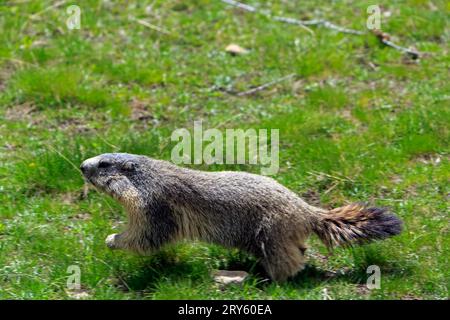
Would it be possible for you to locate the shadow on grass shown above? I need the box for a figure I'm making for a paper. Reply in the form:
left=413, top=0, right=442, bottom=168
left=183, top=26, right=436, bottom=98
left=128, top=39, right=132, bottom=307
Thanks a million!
left=110, top=246, right=414, bottom=293
left=113, top=253, right=208, bottom=292
left=289, top=261, right=414, bottom=290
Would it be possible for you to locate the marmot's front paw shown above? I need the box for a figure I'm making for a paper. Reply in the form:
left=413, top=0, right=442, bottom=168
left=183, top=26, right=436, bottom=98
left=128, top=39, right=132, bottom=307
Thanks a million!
left=105, top=233, right=119, bottom=249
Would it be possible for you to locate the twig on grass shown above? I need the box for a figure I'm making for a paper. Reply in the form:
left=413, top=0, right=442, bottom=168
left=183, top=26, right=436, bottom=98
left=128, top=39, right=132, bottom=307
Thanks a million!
left=222, top=0, right=258, bottom=12
left=372, top=30, right=421, bottom=59
left=130, top=16, right=172, bottom=35
left=221, top=0, right=364, bottom=35
left=272, top=16, right=316, bottom=35
left=221, top=0, right=422, bottom=58
left=237, top=73, right=296, bottom=96
left=273, top=16, right=364, bottom=35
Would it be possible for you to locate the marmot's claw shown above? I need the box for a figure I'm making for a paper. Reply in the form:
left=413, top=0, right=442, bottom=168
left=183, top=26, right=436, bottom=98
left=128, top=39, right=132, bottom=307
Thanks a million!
left=105, top=233, right=118, bottom=249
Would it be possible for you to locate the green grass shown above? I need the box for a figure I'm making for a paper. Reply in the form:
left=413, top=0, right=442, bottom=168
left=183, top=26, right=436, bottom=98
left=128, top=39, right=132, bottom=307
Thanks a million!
left=0, top=0, right=448, bottom=300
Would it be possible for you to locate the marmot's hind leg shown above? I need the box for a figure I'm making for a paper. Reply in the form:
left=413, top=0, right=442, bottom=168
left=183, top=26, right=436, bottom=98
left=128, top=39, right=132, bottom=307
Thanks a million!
left=260, top=240, right=307, bottom=282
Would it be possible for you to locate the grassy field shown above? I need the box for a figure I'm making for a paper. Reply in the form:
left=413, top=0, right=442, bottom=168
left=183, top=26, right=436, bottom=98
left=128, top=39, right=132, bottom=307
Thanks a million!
left=0, top=0, right=448, bottom=300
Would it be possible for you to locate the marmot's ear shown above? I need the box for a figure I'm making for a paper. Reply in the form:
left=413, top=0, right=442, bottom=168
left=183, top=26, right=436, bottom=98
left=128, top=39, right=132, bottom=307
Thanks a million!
left=123, top=161, right=137, bottom=171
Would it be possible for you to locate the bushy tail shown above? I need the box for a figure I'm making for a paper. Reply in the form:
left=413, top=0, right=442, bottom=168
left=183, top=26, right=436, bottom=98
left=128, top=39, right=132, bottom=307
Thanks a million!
left=313, top=203, right=403, bottom=249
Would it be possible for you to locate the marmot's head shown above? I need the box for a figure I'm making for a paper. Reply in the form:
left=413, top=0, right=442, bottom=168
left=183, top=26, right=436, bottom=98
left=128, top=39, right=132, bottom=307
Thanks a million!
left=80, top=153, right=146, bottom=207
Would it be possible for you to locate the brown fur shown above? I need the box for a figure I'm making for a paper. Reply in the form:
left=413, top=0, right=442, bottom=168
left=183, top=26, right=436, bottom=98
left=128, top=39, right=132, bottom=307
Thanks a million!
left=81, top=153, right=403, bottom=282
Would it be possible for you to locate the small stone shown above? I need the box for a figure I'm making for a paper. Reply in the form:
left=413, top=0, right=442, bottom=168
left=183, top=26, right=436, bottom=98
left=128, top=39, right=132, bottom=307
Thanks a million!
left=66, top=289, right=90, bottom=300
left=212, top=270, right=248, bottom=285
left=225, top=44, right=249, bottom=55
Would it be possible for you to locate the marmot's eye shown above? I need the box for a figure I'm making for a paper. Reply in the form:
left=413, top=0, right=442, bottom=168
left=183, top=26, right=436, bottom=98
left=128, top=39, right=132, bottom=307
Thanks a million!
left=122, top=161, right=136, bottom=171
left=98, top=161, right=112, bottom=169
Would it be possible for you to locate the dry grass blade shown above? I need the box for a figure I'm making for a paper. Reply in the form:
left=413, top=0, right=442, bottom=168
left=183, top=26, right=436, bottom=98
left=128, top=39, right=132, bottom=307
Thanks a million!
left=237, top=74, right=296, bottom=96
left=131, top=16, right=171, bottom=35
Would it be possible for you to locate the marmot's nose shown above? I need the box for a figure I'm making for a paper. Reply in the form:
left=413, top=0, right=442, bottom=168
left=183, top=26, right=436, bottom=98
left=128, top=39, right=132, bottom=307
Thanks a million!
left=80, top=157, right=99, bottom=177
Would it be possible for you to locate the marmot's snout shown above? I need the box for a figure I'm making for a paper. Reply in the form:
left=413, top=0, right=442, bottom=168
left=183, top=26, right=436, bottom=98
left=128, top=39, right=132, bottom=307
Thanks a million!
left=80, top=156, right=101, bottom=178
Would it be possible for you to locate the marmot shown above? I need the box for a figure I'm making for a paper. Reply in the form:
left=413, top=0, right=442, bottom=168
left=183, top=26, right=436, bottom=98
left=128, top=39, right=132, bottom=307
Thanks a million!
left=80, top=153, right=402, bottom=282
